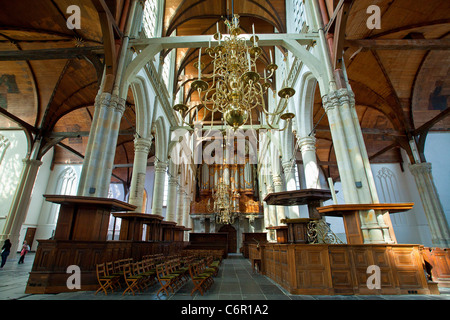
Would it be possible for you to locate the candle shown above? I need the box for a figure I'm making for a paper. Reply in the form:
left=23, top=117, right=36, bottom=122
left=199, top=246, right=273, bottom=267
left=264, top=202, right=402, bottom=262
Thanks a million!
left=285, top=53, right=288, bottom=82
left=270, top=49, right=273, bottom=63
left=252, top=24, right=256, bottom=46
left=209, top=40, right=211, bottom=48
left=247, top=50, right=251, bottom=71
left=216, top=22, right=219, bottom=34
left=198, top=48, right=202, bottom=79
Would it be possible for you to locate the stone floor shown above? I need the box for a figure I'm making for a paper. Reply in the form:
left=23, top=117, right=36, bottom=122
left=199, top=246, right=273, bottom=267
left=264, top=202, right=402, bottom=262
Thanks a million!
left=1, top=252, right=449, bottom=301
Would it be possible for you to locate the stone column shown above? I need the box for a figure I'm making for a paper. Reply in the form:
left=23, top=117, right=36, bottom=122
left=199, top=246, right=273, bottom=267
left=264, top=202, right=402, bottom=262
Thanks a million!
left=151, top=160, right=168, bottom=216
left=322, top=88, right=393, bottom=244
left=183, top=193, right=191, bottom=228
left=128, top=135, right=152, bottom=213
left=273, top=174, right=287, bottom=222
left=77, top=92, right=126, bottom=197
left=1, top=158, right=42, bottom=255
left=176, top=185, right=185, bottom=226
left=282, top=160, right=300, bottom=219
left=165, top=175, right=179, bottom=222
left=266, top=183, right=277, bottom=227
left=322, top=90, right=359, bottom=204
left=409, top=162, right=450, bottom=247
left=298, top=135, right=321, bottom=189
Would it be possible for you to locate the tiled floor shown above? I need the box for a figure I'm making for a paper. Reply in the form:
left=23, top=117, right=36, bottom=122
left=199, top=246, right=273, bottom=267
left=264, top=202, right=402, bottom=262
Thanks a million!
left=1, top=252, right=449, bottom=301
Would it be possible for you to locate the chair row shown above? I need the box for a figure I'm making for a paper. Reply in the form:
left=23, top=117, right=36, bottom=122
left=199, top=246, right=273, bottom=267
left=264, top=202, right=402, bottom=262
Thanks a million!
left=155, top=258, right=190, bottom=297
left=182, top=249, right=224, bottom=263
left=188, top=259, right=217, bottom=296
left=95, top=252, right=222, bottom=296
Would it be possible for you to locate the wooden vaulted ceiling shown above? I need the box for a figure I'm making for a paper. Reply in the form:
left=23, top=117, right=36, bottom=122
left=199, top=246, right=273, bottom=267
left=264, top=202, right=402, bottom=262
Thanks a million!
left=311, top=0, right=450, bottom=180
left=0, top=0, right=449, bottom=188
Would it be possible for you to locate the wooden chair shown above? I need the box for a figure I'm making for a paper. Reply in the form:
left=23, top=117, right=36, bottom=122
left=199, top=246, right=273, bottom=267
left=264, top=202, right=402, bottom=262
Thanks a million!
left=105, top=261, right=122, bottom=289
left=137, top=260, right=156, bottom=289
left=122, top=263, right=145, bottom=295
left=95, top=263, right=120, bottom=295
left=156, top=263, right=178, bottom=297
left=188, top=263, right=212, bottom=296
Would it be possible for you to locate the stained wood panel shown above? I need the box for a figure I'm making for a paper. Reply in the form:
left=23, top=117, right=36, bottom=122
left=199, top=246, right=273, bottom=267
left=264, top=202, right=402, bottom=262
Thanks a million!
left=260, top=243, right=432, bottom=295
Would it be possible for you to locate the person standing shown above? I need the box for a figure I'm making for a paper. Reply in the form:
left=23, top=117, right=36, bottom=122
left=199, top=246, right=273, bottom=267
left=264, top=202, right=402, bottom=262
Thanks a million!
left=18, top=240, right=30, bottom=264
left=1, top=239, right=12, bottom=268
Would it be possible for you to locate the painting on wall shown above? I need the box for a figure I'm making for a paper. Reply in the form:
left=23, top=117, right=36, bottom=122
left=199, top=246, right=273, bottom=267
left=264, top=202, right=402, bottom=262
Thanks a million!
left=0, top=74, right=20, bottom=110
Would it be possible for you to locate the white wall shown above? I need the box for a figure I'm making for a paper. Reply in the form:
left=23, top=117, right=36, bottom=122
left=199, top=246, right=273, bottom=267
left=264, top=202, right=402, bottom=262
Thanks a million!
left=0, top=130, right=28, bottom=236
left=19, top=147, right=54, bottom=251
left=424, top=132, right=450, bottom=224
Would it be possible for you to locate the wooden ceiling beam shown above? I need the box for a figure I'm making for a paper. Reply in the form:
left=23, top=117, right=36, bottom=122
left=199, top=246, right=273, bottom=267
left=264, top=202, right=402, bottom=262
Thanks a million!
left=90, top=0, right=123, bottom=38
left=314, top=125, right=404, bottom=137
left=0, top=46, right=104, bottom=61
left=0, top=106, right=38, bottom=135
left=345, top=39, right=450, bottom=50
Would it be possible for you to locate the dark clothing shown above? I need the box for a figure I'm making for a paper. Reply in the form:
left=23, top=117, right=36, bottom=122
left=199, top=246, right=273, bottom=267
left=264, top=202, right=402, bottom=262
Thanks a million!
left=1, top=242, right=11, bottom=268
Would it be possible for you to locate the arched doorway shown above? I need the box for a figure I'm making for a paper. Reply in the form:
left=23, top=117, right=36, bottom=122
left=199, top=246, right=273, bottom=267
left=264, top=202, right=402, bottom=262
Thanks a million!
left=218, top=224, right=237, bottom=253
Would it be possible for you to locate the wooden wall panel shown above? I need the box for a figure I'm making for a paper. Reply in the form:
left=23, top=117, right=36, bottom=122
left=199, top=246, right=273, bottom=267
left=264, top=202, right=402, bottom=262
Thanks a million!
left=422, top=247, right=450, bottom=287
left=26, top=240, right=187, bottom=294
left=260, top=244, right=432, bottom=295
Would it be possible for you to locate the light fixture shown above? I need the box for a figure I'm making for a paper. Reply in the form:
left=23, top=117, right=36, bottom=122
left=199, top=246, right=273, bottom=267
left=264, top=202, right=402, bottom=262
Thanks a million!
left=173, top=14, right=295, bottom=131
left=207, top=178, right=240, bottom=225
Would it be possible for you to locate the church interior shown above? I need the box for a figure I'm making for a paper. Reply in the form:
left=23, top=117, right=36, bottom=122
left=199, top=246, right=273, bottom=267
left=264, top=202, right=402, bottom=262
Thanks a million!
left=0, top=0, right=449, bottom=301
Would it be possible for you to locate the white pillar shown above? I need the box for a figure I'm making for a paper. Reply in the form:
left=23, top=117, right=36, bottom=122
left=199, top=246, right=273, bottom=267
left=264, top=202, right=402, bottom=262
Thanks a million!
left=266, top=183, right=277, bottom=226
left=128, top=135, right=152, bottom=212
left=409, top=162, right=450, bottom=247
left=1, top=158, right=42, bottom=255
left=298, top=135, right=321, bottom=189
left=322, top=88, right=393, bottom=244
left=176, top=185, right=185, bottom=226
left=282, top=160, right=300, bottom=219
left=272, top=174, right=287, bottom=223
left=151, top=160, right=168, bottom=216
left=77, top=92, right=126, bottom=197
left=165, top=175, right=179, bottom=222
left=183, top=193, right=191, bottom=227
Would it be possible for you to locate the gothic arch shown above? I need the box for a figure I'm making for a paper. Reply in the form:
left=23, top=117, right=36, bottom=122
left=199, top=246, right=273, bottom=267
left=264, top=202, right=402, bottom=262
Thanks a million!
left=130, top=75, right=153, bottom=139
left=153, top=116, right=169, bottom=162
left=296, top=71, right=318, bottom=137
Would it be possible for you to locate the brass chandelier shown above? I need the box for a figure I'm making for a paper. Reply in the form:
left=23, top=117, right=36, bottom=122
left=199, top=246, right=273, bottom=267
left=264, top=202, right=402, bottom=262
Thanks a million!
left=207, top=177, right=240, bottom=225
left=173, top=14, right=296, bottom=131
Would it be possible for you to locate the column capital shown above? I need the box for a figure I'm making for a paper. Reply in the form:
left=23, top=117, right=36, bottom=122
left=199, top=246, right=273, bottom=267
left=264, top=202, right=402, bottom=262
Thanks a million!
left=94, top=92, right=126, bottom=115
left=133, top=135, right=152, bottom=154
left=168, top=176, right=178, bottom=185
left=322, top=88, right=354, bottom=112
left=297, top=135, right=316, bottom=153
left=272, top=174, right=283, bottom=186
left=154, top=160, right=168, bottom=172
left=281, top=160, right=295, bottom=171
left=110, top=94, right=126, bottom=114
left=408, top=162, right=432, bottom=176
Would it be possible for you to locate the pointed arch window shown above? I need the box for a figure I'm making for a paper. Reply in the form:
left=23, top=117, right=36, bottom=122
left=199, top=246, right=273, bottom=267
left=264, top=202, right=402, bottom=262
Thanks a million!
left=50, top=167, right=78, bottom=225
left=0, top=134, right=10, bottom=165
left=143, top=0, right=159, bottom=38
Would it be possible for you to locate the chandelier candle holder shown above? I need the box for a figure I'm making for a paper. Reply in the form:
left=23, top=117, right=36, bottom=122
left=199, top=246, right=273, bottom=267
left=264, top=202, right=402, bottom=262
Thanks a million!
left=173, top=14, right=296, bottom=131
left=207, top=178, right=240, bottom=225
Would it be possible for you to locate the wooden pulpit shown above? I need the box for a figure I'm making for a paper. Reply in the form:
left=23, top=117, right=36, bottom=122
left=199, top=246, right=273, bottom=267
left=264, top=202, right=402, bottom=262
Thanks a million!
left=44, top=195, right=136, bottom=241
left=317, top=203, right=414, bottom=244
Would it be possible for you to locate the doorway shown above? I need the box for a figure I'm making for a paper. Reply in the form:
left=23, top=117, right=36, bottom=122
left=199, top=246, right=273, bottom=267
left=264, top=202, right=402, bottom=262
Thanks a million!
left=218, top=224, right=237, bottom=253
